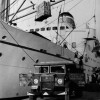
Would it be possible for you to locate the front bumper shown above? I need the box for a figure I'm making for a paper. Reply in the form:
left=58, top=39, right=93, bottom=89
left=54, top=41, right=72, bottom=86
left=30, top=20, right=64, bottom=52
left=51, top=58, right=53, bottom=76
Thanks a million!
left=27, top=91, right=67, bottom=96
left=29, top=85, right=65, bottom=96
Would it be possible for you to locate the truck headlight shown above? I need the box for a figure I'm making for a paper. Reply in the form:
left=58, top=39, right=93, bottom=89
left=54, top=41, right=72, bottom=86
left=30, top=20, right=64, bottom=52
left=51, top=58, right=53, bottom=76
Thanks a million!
left=57, top=79, right=63, bottom=84
left=34, top=79, right=38, bottom=84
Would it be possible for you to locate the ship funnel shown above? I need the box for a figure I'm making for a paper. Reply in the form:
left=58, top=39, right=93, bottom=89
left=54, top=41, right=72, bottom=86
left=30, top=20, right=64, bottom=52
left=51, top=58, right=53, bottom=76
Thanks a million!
left=58, top=12, right=76, bottom=29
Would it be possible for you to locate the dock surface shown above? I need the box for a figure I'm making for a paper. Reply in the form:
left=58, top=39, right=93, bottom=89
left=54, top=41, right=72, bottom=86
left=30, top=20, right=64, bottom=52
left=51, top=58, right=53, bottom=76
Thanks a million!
left=23, top=91, right=100, bottom=100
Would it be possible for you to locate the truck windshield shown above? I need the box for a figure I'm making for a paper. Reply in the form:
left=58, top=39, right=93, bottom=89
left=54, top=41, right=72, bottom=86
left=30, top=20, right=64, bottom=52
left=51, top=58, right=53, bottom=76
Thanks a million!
left=35, top=66, right=49, bottom=73
left=50, top=65, right=65, bottom=73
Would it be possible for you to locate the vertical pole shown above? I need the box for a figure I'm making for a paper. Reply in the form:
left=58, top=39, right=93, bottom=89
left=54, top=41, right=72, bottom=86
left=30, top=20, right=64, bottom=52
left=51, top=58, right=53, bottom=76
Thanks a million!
left=65, top=87, right=69, bottom=100
left=56, top=6, right=62, bottom=44
left=6, top=0, right=10, bottom=22
left=0, top=0, right=10, bottom=22
left=65, top=78, right=70, bottom=100
left=96, top=0, right=100, bottom=41
left=1, top=0, right=5, bottom=21
left=0, top=0, right=2, bottom=19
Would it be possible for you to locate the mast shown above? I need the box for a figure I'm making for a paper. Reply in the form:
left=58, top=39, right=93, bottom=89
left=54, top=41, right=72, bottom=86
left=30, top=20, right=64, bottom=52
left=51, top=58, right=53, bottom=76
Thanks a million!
left=96, top=0, right=100, bottom=41
left=0, top=0, right=10, bottom=22
left=6, top=0, right=10, bottom=22
left=0, top=1, right=2, bottom=19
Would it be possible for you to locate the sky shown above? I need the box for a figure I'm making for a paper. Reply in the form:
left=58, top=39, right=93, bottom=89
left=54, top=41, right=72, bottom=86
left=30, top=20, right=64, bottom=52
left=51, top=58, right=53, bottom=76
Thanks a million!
left=10, top=0, right=95, bottom=29
left=9, top=0, right=100, bottom=41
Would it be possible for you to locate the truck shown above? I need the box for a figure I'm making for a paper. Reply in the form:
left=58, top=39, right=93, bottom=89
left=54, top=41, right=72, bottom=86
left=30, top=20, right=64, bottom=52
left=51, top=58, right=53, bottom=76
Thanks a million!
left=21, top=61, right=85, bottom=100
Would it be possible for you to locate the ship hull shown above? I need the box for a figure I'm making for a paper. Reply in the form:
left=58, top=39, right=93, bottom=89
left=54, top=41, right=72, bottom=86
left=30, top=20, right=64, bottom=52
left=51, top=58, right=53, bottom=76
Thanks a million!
left=0, top=19, right=75, bottom=99
left=0, top=17, right=100, bottom=99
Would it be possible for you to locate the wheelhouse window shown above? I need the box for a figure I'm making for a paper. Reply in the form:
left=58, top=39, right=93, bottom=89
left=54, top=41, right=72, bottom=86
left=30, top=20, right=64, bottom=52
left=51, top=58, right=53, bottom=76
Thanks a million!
left=50, top=65, right=65, bottom=73
left=52, top=26, right=57, bottom=30
left=60, top=26, right=65, bottom=30
left=47, top=27, right=51, bottom=31
left=35, top=28, right=39, bottom=32
left=41, top=28, right=45, bottom=31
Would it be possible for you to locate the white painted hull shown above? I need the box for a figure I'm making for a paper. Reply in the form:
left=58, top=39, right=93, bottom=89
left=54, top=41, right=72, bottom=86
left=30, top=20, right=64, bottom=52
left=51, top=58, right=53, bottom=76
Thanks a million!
left=0, top=19, right=75, bottom=99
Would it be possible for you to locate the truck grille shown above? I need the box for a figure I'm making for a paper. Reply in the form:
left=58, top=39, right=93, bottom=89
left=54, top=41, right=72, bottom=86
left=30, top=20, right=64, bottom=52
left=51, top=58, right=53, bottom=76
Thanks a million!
left=41, top=75, right=54, bottom=90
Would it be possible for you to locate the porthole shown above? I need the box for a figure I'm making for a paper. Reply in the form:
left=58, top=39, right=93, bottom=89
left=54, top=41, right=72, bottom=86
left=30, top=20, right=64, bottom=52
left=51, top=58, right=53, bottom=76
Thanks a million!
left=0, top=53, right=2, bottom=57
left=22, top=57, right=26, bottom=61
left=16, top=93, right=19, bottom=96
left=2, top=36, right=7, bottom=40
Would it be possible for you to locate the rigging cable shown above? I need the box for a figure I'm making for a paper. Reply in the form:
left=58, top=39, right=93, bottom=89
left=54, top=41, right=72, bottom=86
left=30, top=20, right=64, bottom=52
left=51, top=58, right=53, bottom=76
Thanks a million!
left=10, top=0, right=27, bottom=22
left=51, top=0, right=75, bottom=11
left=82, top=31, right=90, bottom=56
left=55, top=0, right=93, bottom=56
left=54, top=30, right=83, bottom=56
left=0, top=20, right=36, bottom=63
left=59, top=0, right=85, bottom=45
left=42, top=0, right=86, bottom=54
left=53, top=0, right=84, bottom=26
left=0, top=63, right=33, bottom=69
left=58, top=0, right=65, bottom=43
left=15, top=0, right=75, bottom=25
left=56, top=5, right=62, bottom=43
left=76, top=15, right=95, bottom=29
left=60, top=16, right=95, bottom=55
left=67, top=0, right=84, bottom=11
left=42, top=0, right=76, bottom=28
left=60, top=29, right=74, bottom=45
left=53, top=0, right=96, bottom=58
left=0, top=0, right=17, bottom=14
left=42, top=0, right=85, bottom=44
left=94, top=0, right=96, bottom=36
left=82, top=0, right=97, bottom=56
left=17, top=15, right=36, bottom=23
left=58, top=15, right=96, bottom=55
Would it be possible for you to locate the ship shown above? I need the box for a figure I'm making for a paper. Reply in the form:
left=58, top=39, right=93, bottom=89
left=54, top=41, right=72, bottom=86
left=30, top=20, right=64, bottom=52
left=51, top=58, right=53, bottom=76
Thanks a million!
left=0, top=0, right=100, bottom=99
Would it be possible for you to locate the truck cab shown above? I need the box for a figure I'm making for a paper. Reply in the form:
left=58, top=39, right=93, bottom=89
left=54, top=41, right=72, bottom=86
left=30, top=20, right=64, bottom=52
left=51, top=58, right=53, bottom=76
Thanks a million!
left=28, top=61, right=85, bottom=99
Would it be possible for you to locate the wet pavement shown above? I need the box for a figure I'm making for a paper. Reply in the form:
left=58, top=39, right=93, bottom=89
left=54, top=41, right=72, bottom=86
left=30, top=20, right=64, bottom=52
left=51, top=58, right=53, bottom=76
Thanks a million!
left=24, top=83, right=100, bottom=100
left=23, top=91, right=100, bottom=100
left=71, top=91, right=100, bottom=100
